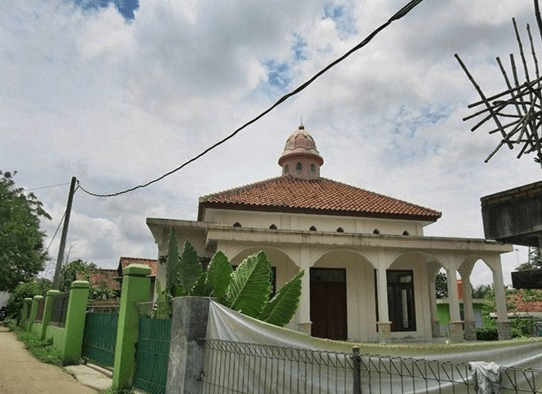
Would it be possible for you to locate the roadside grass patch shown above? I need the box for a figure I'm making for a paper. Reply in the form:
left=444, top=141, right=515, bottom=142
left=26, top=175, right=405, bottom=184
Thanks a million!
left=7, top=321, right=64, bottom=366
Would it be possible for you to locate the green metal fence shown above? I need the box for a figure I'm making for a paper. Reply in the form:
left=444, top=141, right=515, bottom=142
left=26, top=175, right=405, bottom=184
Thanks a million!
left=82, top=312, right=119, bottom=368
left=133, top=317, right=171, bottom=394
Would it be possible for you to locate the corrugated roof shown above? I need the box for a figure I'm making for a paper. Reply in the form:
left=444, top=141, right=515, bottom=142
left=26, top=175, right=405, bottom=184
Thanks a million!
left=198, top=175, right=441, bottom=221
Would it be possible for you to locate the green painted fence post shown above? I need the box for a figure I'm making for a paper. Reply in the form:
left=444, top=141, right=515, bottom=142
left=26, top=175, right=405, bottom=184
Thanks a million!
left=112, top=264, right=151, bottom=391
left=21, top=298, right=32, bottom=328
left=40, top=290, right=60, bottom=340
left=27, top=295, right=42, bottom=332
left=62, top=280, right=90, bottom=365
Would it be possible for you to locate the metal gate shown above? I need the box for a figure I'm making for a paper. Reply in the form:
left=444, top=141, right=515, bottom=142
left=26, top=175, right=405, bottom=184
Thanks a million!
left=133, top=317, right=171, bottom=394
left=82, top=311, right=119, bottom=368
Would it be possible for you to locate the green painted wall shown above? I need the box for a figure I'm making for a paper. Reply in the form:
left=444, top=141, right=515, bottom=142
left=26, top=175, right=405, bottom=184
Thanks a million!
left=62, top=280, right=89, bottom=365
left=40, top=290, right=59, bottom=340
left=112, top=264, right=152, bottom=391
left=27, top=296, right=43, bottom=332
left=47, top=325, right=67, bottom=353
left=32, top=322, right=43, bottom=336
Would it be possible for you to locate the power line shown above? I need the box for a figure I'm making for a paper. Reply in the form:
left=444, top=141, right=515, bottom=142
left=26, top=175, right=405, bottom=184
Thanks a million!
left=78, top=0, right=425, bottom=198
left=45, top=211, right=65, bottom=254
left=28, top=182, right=71, bottom=191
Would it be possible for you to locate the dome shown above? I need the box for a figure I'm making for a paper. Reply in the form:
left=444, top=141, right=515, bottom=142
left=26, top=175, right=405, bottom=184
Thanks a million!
left=278, top=125, right=323, bottom=179
left=278, top=125, right=323, bottom=166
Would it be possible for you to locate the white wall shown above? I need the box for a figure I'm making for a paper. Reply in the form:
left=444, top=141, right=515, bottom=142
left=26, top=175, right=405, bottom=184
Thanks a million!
left=204, top=208, right=426, bottom=236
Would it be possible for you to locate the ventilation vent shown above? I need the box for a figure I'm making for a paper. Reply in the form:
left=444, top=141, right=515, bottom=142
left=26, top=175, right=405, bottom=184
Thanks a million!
left=403, top=230, right=410, bottom=236
left=269, top=224, right=277, bottom=230
left=336, top=227, right=344, bottom=233
left=373, top=229, right=380, bottom=235
left=309, top=226, right=317, bottom=231
left=233, top=222, right=242, bottom=228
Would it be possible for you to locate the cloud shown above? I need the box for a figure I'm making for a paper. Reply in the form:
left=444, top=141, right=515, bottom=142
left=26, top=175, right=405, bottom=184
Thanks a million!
left=2, top=0, right=540, bottom=288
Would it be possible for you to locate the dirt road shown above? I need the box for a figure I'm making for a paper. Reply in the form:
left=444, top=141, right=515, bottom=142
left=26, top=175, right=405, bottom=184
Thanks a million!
left=0, top=325, right=98, bottom=394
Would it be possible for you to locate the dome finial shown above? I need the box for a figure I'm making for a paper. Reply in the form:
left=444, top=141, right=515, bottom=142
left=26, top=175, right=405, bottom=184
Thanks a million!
left=300, top=117, right=303, bottom=128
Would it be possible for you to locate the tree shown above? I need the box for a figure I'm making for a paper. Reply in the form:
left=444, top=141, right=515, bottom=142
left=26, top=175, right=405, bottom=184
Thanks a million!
left=435, top=271, right=448, bottom=299
left=59, top=259, right=97, bottom=292
left=59, top=259, right=119, bottom=300
left=0, top=171, right=51, bottom=292
left=472, top=284, right=492, bottom=299
left=6, top=278, right=52, bottom=319
left=516, top=247, right=542, bottom=271
left=158, top=228, right=304, bottom=327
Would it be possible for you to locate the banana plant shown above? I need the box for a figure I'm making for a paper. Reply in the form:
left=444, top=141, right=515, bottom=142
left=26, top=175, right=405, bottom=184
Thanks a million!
left=160, top=228, right=303, bottom=327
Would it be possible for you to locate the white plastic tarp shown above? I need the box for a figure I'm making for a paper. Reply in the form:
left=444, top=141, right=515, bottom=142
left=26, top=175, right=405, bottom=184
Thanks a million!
left=203, top=301, right=542, bottom=393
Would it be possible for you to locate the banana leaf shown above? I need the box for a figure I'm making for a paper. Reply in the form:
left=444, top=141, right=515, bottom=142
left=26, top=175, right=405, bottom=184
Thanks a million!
left=205, top=251, right=233, bottom=301
left=261, top=270, right=304, bottom=327
left=179, top=241, right=202, bottom=294
left=226, top=251, right=271, bottom=318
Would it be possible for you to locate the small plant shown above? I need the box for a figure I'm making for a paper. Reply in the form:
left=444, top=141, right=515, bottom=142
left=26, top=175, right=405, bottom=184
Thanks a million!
left=476, top=327, right=499, bottom=341
left=159, top=228, right=304, bottom=327
left=8, top=324, right=64, bottom=366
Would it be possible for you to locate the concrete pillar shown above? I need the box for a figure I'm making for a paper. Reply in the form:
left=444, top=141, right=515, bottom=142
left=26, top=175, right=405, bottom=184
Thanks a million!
left=112, top=264, right=152, bottom=391
left=166, top=297, right=212, bottom=394
left=376, top=267, right=391, bottom=343
left=21, top=298, right=32, bottom=328
left=28, top=295, right=43, bottom=333
left=296, top=246, right=312, bottom=335
left=461, top=275, right=476, bottom=341
left=40, top=290, right=60, bottom=340
left=446, top=268, right=463, bottom=342
left=62, top=280, right=89, bottom=364
left=491, top=259, right=511, bottom=340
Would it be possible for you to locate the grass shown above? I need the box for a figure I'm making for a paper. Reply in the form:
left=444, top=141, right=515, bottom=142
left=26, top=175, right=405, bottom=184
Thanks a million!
left=6, top=320, right=64, bottom=367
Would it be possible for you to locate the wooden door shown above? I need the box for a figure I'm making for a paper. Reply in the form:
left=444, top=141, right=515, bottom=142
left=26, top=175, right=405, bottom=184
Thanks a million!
left=310, top=268, right=347, bottom=340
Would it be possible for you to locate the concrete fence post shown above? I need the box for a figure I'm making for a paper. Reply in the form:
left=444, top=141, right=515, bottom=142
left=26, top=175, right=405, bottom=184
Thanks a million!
left=40, top=290, right=60, bottom=340
left=62, top=280, right=89, bottom=365
left=21, top=298, right=32, bottom=328
left=166, top=297, right=212, bottom=394
left=27, top=295, right=43, bottom=332
left=112, top=264, right=151, bottom=391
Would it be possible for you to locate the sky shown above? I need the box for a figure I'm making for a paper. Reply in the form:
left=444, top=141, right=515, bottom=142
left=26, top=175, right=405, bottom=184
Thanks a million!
left=2, top=0, right=542, bottom=288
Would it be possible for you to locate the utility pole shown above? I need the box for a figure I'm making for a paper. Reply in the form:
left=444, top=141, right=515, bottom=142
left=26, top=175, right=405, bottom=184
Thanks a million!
left=52, top=176, right=77, bottom=289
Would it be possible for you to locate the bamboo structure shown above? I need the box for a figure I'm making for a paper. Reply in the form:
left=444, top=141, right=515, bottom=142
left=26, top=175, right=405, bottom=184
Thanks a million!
left=456, top=0, right=542, bottom=168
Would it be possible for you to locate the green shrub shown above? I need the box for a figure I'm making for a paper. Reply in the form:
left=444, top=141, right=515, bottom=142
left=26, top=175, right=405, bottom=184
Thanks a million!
left=8, top=324, right=63, bottom=366
left=476, top=327, right=499, bottom=341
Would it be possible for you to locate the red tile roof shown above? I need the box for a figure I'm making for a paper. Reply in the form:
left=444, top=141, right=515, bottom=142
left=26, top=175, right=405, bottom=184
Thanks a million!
left=198, top=175, right=441, bottom=222
left=118, top=257, right=158, bottom=277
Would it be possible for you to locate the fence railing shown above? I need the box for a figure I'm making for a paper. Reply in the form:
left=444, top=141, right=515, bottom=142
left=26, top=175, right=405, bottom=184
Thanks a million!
left=34, top=298, right=45, bottom=322
left=198, top=339, right=542, bottom=394
left=50, top=292, right=69, bottom=327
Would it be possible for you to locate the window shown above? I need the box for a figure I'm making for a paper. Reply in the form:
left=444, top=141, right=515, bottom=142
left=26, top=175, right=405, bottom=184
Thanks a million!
left=284, top=165, right=289, bottom=174
left=387, top=270, right=416, bottom=332
left=311, top=164, right=316, bottom=172
left=296, top=162, right=302, bottom=171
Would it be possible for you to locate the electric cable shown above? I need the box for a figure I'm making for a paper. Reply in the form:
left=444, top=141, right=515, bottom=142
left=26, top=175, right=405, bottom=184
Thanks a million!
left=28, top=182, right=71, bottom=191
left=78, top=0, right=425, bottom=198
left=45, top=211, right=65, bottom=255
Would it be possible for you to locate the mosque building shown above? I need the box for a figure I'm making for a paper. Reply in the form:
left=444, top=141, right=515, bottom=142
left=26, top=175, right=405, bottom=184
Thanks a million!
left=147, top=125, right=512, bottom=342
